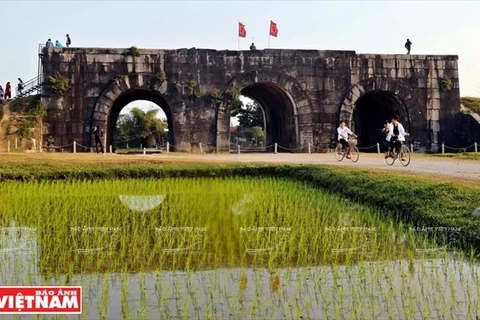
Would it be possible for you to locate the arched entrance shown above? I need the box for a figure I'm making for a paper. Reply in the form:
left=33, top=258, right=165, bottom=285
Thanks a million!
left=107, top=90, right=173, bottom=149
left=221, top=69, right=312, bottom=152
left=240, top=82, right=297, bottom=149
left=339, top=78, right=421, bottom=150
left=89, top=73, right=179, bottom=151
left=352, top=90, right=410, bottom=149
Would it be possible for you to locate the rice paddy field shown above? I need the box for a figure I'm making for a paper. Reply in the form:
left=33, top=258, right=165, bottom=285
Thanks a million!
left=1, top=177, right=479, bottom=319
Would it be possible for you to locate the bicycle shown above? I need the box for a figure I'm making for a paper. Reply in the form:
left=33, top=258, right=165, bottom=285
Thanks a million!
left=335, top=135, right=359, bottom=162
left=385, top=134, right=410, bottom=166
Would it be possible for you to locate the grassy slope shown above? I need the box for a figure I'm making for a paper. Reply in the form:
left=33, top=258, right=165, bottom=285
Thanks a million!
left=0, top=153, right=479, bottom=253
left=461, top=96, right=480, bottom=115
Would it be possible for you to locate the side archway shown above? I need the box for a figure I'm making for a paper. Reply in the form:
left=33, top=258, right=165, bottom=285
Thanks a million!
left=339, top=78, right=423, bottom=149
left=88, top=73, right=181, bottom=149
left=217, top=69, right=313, bottom=152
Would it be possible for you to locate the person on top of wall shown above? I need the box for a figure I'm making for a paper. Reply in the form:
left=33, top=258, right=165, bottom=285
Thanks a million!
left=55, top=40, right=63, bottom=47
left=46, top=39, right=54, bottom=47
left=405, top=39, right=412, bottom=54
left=66, top=34, right=71, bottom=47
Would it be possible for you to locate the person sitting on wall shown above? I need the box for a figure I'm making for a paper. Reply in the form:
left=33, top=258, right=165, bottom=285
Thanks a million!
left=250, top=43, right=256, bottom=50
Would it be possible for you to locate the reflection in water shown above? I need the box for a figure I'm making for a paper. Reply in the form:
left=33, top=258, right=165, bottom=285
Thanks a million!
left=1, top=223, right=479, bottom=319
left=2, top=256, right=480, bottom=319
left=118, top=195, right=165, bottom=212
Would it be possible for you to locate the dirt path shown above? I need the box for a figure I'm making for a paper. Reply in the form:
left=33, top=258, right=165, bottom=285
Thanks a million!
left=152, top=152, right=480, bottom=182
left=0, top=102, right=11, bottom=152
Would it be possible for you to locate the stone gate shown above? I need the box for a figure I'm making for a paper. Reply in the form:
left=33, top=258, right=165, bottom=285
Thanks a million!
left=40, top=47, right=460, bottom=152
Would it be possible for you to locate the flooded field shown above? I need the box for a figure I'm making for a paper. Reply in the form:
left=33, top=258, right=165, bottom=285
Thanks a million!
left=0, top=178, right=478, bottom=319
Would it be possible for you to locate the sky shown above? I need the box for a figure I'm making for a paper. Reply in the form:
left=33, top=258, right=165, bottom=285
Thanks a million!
left=1, top=0, right=479, bottom=100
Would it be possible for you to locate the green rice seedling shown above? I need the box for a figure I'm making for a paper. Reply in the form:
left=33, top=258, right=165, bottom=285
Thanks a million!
left=0, top=177, right=475, bottom=319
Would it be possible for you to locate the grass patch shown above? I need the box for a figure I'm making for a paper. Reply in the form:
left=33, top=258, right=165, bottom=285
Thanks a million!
left=8, top=95, right=38, bottom=113
left=1, top=177, right=440, bottom=275
left=431, top=152, right=480, bottom=160
left=461, top=96, right=480, bottom=114
left=0, top=154, right=479, bottom=254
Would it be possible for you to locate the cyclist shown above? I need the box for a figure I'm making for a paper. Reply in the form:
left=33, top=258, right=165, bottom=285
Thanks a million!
left=337, top=120, right=357, bottom=159
left=380, top=120, right=390, bottom=152
left=385, top=116, right=407, bottom=159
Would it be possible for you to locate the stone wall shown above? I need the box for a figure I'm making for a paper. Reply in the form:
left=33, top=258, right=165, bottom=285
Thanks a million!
left=40, top=47, right=460, bottom=152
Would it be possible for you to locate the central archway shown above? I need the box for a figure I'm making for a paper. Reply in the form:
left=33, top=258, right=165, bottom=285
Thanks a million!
left=240, top=82, right=297, bottom=149
left=220, top=69, right=312, bottom=152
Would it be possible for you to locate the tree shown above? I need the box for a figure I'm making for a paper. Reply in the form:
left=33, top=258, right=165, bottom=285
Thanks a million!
left=231, top=100, right=266, bottom=145
left=237, top=101, right=264, bottom=128
left=116, top=107, right=167, bottom=148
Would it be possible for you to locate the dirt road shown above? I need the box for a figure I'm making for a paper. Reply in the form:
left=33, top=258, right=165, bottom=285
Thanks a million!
left=153, top=152, right=480, bottom=181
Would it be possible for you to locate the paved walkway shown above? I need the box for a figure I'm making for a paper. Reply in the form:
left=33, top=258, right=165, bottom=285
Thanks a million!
left=153, top=153, right=480, bottom=181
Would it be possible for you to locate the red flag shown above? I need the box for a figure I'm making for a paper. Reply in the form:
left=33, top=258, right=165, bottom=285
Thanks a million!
left=238, top=22, right=246, bottom=38
left=269, top=20, right=278, bottom=37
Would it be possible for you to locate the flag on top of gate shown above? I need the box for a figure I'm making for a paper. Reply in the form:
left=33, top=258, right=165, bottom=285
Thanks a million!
left=238, top=22, right=247, bottom=38
left=269, top=20, right=278, bottom=37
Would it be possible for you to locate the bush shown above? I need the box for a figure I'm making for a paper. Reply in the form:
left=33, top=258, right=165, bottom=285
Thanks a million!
left=16, top=118, right=36, bottom=139
left=122, top=46, right=140, bottom=57
left=48, top=72, right=70, bottom=97
left=26, top=96, right=47, bottom=117
left=155, top=71, right=167, bottom=82
left=441, top=75, right=453, bottom=92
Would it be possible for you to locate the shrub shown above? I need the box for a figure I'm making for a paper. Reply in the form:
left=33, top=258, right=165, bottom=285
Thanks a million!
left=185, top=80, right=197, bottom=92
left=210, top=89, right=223, bottom=104
left=441, top=75, right=453, bottom=92
left=155, top=71, right=167, bottom=82
left=26, top=96, right=47, bottom=117
left=48, top=72, right=71, bottom=97
left=122, top=46, right=140, bottom=57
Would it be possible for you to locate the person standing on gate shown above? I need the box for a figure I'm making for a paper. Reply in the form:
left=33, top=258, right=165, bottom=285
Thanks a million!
left=405, top=39, right=412, bottom=54
left=66, top=34, right=71, bottom=47
left=93, top=126, right=104, bottom=153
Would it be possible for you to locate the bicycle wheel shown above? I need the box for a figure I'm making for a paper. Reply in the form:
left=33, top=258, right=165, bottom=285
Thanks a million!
left=349, top=146, right=359, bottom=162
left=385, top=151, right=395, bottom=166
left=400, top=145, right=411, bottom=166
left=335, top=144, right=345, bottom=161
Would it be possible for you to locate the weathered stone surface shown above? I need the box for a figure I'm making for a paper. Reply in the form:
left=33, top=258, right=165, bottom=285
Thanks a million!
left=40, top=47, right=460, bottom=152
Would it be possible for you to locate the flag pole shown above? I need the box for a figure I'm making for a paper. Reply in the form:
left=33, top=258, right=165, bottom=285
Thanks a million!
left=238, top=21, right=240, bottom=50
left=267, top=21, right=271, bottom=48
